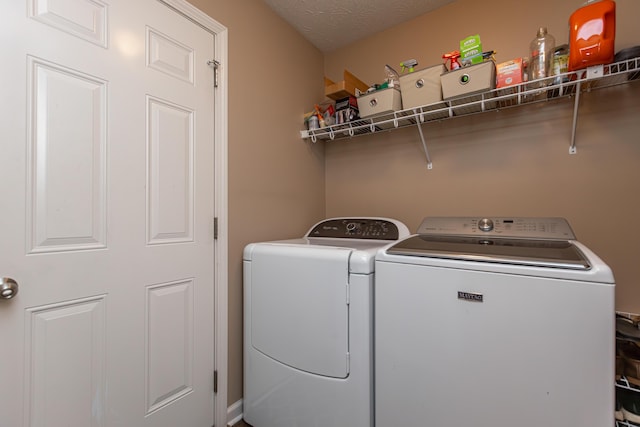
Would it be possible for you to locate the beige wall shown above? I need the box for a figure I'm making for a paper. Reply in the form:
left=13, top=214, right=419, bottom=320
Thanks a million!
left=188, top=0, right=640, bottom=408
left=187, top=0, right=326, bottom=404
left=324, top=0, right=640, bottom=311
left=325, top=0, right=639, bottom=84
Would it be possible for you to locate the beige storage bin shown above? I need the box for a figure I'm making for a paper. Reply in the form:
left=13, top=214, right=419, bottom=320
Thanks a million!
left=441, top=61, right=496, bottom=100
left=357, top=87, right=402, bottom=119
left=400, top=64, right=446, bottom=109
left=441, top=61, right=497, bottom=114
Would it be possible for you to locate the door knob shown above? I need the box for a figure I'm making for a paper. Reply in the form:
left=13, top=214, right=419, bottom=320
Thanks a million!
left=0, top=278, right=19, bottom=300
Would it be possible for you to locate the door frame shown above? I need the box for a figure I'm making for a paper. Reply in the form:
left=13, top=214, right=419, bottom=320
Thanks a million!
left=158, top=1, right=228, bottom=425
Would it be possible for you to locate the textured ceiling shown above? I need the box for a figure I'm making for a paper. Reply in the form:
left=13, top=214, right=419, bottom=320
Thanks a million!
left=262, top=0, right=456, bottom=53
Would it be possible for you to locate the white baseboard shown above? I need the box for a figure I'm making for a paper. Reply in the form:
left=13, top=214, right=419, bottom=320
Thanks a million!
left=226, top=399, right=243, bottom=426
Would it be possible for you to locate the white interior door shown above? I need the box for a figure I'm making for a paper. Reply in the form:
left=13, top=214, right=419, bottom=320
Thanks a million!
left=0, top=1, right=217, bottom=426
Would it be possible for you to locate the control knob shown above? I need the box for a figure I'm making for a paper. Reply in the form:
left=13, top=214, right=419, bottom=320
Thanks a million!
left=478, top=218, right=494, bottom=232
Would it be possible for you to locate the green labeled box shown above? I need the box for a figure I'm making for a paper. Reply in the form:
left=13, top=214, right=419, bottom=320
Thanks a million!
left=460, top=34, right=483, bottom=65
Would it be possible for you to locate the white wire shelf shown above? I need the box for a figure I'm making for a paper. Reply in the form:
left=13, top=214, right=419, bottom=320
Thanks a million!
left=301, top=57, right=640, bottom=169
left=616, top=376, right=640, bottom=426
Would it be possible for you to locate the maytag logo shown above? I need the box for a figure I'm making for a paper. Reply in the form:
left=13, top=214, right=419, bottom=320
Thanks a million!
left=458, top=291, right=483, bottom=302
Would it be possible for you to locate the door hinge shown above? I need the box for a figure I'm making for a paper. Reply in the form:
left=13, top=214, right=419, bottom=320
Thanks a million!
left=207, top=59, right=220, bottom=88
left=213, top=370, right=218, bottom=393
left=213, top=217, right=219, bottom=240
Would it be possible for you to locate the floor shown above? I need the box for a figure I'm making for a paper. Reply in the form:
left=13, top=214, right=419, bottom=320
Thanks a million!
left=231, top=420, right=251, bottom=427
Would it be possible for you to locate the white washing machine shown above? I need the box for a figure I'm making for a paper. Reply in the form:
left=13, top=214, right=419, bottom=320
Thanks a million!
left=243, top=217, right=409, bottom=427
left=375, top=217, right=615, bottom=427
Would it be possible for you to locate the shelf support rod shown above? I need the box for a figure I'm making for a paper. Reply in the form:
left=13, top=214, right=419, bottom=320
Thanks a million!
left=569, top=80, right=582, bottom=154
left=415, top=121, right=433, bottom=170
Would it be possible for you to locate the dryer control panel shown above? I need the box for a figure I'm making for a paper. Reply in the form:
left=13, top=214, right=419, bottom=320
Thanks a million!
left=307, top=218, right=401, bottom=240
left=416, top=217, right=577, bottom=240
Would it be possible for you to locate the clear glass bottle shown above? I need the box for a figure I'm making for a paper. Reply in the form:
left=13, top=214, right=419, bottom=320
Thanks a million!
left=529, top=27, right=556, bottom=82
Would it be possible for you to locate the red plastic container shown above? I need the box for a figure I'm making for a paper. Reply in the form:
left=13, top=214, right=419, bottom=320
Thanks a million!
left=568, top=0, right=616, bottom=71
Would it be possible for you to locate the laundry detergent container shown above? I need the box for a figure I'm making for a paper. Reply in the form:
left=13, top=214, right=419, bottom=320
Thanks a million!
left=568, top=0, right=616, bottom=71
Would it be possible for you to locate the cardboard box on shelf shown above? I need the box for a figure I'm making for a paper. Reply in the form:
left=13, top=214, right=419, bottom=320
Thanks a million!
left=460, top=34, right=483, bottom=65
left=325, top=70, right=369, bottom=100
left=334, top=95, right=359, bottom=124
left=496, top=58, right=524, bottom=88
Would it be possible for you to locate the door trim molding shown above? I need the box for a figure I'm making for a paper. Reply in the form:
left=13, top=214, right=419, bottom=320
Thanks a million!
left=157, top=2, right=228, bottom=426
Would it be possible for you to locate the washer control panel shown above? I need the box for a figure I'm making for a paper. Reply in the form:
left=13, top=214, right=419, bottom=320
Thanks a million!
left=416, top=217, right=577, bottom=240
left=308, top=218, right=400, bottom=240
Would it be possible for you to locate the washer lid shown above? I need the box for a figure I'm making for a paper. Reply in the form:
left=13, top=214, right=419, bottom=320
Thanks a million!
left=387, top=235, right=591, bottom=270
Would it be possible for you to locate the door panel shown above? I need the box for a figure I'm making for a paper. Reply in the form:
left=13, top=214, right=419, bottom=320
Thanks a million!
left=146, top=280, right=194, bottom=414
left=147, top=96, right=194, bottom=244
left=0, top=1, right=216, bottom=426
left=27, top=56, right=108, bottom=253
left=147, top=27, right=195, bottom=83
left=29, top=0, right=109, bottom=47
left=24, top=296, right=107, bottom=427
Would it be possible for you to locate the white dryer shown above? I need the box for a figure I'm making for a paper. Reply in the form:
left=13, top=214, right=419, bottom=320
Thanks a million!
left=243, top=217, right=409, bottom=427
left=375, top=217, right=615, bottom=427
